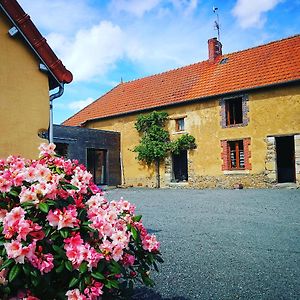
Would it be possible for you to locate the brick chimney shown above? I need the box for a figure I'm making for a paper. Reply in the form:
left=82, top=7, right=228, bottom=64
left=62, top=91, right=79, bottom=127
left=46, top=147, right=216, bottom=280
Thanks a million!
left=208, top=37, right=222, bottom=62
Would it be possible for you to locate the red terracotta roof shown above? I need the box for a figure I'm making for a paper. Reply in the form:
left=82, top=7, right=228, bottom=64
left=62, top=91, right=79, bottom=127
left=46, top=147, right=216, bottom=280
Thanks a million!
left=63, top=35, right=300, bottom=126
left=0, top=0, right=73, bottom=88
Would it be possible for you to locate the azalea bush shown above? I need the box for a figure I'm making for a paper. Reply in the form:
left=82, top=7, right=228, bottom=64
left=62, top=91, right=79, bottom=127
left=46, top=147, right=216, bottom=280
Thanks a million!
left=0, top=144, right=162, bottom=299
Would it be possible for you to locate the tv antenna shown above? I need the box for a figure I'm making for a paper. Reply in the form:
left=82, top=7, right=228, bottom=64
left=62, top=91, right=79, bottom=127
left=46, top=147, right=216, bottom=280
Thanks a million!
left=213, top=6, right=220, bottom=41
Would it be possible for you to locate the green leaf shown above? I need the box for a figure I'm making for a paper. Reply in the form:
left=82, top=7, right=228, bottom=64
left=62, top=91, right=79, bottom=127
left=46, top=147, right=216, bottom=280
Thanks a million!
left=131, top=227, right=138, bottom=241
left=153, top=261, right=159, bottom=273
left=79, top=262, right=88, bottom=274
left=52, top=245, right=66, bottom=258
left=9, top=190, right=19, bottom=197
left=60, top=229, right=69, bottom=238
left=55, top=263, right=65, bottom=273
left=155, top=255, right=164, bottom=263
left=65, top=260, right=73, bottom=272
left=0, top=258, right=14, bottom=271
left=62, top=183, right=79, bottom=191
left=79, top=279, right=85, bottom=292
left=108, top=279, right=119, bottom=289
left=8, top=264, right=21, bottom=282
left=91, top=271, right=105, bottom=280
left=38, top=202, right=49, bottom=213
left=69, top=277, right=81, bottom=288
left=132, top=215, right=142, bottom=222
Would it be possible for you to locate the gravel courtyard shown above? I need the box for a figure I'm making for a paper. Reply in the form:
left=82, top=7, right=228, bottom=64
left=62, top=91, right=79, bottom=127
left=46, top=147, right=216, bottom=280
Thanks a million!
left=106, top=188, right=300, bottom=300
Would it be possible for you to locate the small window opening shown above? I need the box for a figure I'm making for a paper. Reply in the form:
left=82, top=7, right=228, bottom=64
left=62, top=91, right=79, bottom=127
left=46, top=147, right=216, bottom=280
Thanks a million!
left=175, top=118, right=185, bottom=132
left=225, top=97, right=243, bottom=125
left=228, top=140, right=245, bottom=170
left=220, top=57, right=229, bottom=65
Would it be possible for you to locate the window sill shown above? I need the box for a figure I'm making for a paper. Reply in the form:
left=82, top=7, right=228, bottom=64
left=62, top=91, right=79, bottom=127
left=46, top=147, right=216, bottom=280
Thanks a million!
left=223, top=170, right=250, bottom=175
left=172, top=131, right=187, bottom=135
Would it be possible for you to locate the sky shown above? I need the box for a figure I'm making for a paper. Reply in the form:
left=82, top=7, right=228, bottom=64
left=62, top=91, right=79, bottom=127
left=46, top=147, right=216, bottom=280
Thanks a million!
left=18, top=0, right=300, bottom=124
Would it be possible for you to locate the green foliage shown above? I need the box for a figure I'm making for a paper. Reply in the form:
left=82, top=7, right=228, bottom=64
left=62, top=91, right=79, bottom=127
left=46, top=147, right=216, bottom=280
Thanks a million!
left=134, top=112, right=170, bottom=165
left=170, top=134, right=197, bottom=155
left=135, top=111, right=168, bottom=133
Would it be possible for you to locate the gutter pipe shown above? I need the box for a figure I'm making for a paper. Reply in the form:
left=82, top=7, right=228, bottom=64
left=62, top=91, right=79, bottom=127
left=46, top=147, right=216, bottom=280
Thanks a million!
left=49, top=84, right=64, bottom=143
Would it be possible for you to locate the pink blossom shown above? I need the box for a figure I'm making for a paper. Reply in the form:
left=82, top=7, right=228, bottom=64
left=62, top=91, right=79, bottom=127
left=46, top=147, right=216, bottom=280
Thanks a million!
left=142, top=234, right=160, bottom=252
left=38, top=143, right=56, bottom=158
left=47, top=205, right=79, bottom=230
left=122, top=253, right=135, bottom=267
left=112, top=244, right=123, bottom=262
left=4, top=240, right=35, bottom=264
left=66, top=289, right=87, bottom=300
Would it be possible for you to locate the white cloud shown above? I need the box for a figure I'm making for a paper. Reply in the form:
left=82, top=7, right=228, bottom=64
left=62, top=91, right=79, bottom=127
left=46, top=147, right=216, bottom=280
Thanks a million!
left=232, top=0, right=283, bottom=28
left=47, top=21, right=127, bottom=82
left=18, top=0, right=99, bottom=34
left=110, top=0, right=161, bottom=17
left=68, top=97, right=94, bottom=111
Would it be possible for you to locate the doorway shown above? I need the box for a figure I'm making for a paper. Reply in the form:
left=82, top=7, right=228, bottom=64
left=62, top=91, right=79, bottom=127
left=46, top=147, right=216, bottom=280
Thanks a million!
left=87, top=149, right=107, bottom=185
left=172, top=150, right=188, bottom=182
left=275, top=136, right=295, bottom=183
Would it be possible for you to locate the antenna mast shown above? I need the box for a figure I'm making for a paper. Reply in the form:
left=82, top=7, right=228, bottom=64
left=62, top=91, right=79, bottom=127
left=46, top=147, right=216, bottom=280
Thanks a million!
left=213, top=6, right=220, bottom=41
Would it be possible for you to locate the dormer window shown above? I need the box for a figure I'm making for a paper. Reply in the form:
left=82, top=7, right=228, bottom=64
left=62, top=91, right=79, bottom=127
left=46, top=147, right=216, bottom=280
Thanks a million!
left=175, top=118, right=185, bottom=132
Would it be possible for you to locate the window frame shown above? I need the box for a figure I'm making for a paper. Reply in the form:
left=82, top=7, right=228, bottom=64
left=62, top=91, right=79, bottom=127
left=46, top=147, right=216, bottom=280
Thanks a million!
left=220, top=94, right=249, bottom=128
left=175, top=118, right=185, bottom=132
left=228, top=140, right=245, bottom=170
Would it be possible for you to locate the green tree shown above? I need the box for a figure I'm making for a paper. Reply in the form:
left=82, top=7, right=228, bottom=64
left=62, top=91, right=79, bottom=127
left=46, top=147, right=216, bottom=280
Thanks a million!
left=134, top=111, right=197, bottom=188
left=134, top=111, right=169, bottom=188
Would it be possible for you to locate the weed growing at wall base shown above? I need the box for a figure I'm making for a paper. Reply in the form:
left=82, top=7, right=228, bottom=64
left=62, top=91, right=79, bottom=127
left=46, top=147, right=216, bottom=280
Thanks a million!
left=0, top=144, right=162, bottom=299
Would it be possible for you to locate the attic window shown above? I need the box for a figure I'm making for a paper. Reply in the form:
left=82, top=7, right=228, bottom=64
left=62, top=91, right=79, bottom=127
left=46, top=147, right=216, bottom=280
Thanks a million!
left=219, top=57, right=228, bottom=65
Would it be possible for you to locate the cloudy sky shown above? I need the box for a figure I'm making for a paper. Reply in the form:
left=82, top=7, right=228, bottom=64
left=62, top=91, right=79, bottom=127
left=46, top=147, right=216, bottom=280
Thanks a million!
left=18, top=0, right=300, bottom=124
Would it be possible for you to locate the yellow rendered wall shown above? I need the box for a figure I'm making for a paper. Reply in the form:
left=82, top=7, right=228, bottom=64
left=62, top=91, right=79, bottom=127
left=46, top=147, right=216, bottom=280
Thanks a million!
left=87, top=85, right=300, bottom=187
left=0, top=13, right=49, bottom=159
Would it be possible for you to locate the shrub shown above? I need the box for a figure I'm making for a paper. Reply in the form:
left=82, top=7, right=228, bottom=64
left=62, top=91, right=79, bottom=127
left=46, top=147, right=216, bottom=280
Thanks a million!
left=0, top=144, right=162, bottom=299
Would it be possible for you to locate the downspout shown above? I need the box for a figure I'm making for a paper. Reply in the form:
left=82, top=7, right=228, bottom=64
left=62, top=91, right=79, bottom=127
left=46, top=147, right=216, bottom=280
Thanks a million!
left=49, top=84, right=64, bottom=143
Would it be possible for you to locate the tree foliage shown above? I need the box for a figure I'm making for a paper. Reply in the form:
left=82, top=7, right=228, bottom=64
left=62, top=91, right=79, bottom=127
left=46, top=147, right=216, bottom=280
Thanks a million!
left=134, top=111, right=197, bottom=188
left=170, top=134, right=197, bottom=155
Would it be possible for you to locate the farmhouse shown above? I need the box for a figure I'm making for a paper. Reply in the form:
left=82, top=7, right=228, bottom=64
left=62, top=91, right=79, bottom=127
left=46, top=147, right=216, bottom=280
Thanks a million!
left=64, top=35, right=300, bottom=188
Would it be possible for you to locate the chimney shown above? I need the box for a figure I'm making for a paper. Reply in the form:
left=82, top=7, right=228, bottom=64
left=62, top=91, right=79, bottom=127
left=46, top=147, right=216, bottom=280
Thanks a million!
left=208, top=38, right=222, bottom=62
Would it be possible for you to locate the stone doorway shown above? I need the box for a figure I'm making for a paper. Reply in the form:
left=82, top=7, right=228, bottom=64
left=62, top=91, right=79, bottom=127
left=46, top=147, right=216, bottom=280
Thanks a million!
left=172, top=150, right=188, bottom=182
left=275, top=136, right=296, bottom=183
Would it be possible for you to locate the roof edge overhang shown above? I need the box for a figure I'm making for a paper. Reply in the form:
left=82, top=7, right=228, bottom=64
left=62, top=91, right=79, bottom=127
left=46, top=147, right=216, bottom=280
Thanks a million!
left=0, top=0, right=73, bottom=90
left=80, top=78, right=300, bottom=126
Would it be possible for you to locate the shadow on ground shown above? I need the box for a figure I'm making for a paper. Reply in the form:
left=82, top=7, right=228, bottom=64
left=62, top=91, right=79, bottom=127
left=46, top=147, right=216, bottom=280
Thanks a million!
left=133, top=287, right=189, bottom=300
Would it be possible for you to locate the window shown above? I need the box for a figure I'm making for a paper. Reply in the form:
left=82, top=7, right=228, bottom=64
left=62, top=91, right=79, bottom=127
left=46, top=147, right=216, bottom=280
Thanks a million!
left=175, top=118, right=185, bottom=132
left=225, top=97, right=243, bottom=125
left=221, top=138, right=251, bottom=171
left=220, top=95, right=249, bottom=128
left=228, top=140, right=245, bottom=169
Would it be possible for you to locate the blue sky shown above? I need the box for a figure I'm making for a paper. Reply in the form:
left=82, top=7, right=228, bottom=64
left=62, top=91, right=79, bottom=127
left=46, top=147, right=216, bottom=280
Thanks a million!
left=18, top=0, right=300, bottom=124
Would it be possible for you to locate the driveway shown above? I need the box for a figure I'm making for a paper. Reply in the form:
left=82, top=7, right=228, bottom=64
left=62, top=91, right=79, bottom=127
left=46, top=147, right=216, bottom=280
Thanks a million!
left=106, top=188, right=300, bottom=300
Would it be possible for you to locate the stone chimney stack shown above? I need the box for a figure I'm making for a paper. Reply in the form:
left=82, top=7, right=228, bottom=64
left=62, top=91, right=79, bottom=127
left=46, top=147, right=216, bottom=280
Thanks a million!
left=208, top=37, right=222, bottom=62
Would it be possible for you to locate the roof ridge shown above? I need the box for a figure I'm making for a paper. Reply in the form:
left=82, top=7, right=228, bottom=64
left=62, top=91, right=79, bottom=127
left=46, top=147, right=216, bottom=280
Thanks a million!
left=121, top=34, right=300, bottom=86
left=225, top=34, right=300, bottom=57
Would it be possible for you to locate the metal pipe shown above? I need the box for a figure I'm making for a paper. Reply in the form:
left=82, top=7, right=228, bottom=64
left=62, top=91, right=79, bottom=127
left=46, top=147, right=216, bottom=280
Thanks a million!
left=49, top=84, right=64, bottom=143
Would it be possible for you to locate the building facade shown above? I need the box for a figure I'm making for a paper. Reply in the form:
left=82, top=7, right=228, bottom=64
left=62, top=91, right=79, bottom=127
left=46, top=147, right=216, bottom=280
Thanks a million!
left=53, top=125, right=121, bottom=187
left=64, top=36, right=300, bottom=188
left=0, top=0, right=72, bottom=159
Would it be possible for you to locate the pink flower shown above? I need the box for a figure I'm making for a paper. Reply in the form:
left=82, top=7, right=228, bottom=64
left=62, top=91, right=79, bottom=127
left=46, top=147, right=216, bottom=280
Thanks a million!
left=47, top=205, right=79, bottom=230
left=66, top=289, right=87, bottom=300
left=4, top=240, right=35, bottom=264
left=142, top=234, right=160, bottom=252
left=112, top=244, right=123, bottom=262
left=122, top=253, right=135, bottom=267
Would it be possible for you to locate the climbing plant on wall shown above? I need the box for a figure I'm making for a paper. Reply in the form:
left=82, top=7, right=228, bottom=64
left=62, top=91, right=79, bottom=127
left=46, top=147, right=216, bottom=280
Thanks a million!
left=134, top=111, right=196, bottom=188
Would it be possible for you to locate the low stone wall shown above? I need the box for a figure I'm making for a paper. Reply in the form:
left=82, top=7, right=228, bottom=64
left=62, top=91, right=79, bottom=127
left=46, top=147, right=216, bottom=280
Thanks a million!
left=186, top=173, right=273, bottom=189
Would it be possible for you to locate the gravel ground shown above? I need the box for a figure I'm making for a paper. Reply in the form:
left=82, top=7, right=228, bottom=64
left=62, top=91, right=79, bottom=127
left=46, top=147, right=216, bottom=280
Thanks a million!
left=106, top=188, right=300, bottom=300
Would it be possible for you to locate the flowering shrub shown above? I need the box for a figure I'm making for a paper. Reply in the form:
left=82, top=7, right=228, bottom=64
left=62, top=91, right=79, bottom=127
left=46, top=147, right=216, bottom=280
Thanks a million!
left=0, top=144, right=162, bottom=299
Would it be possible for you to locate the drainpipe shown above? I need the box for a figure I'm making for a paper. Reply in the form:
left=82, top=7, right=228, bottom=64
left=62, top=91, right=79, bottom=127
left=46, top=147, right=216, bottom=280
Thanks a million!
left=49, top=84, right=64, bottom=143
